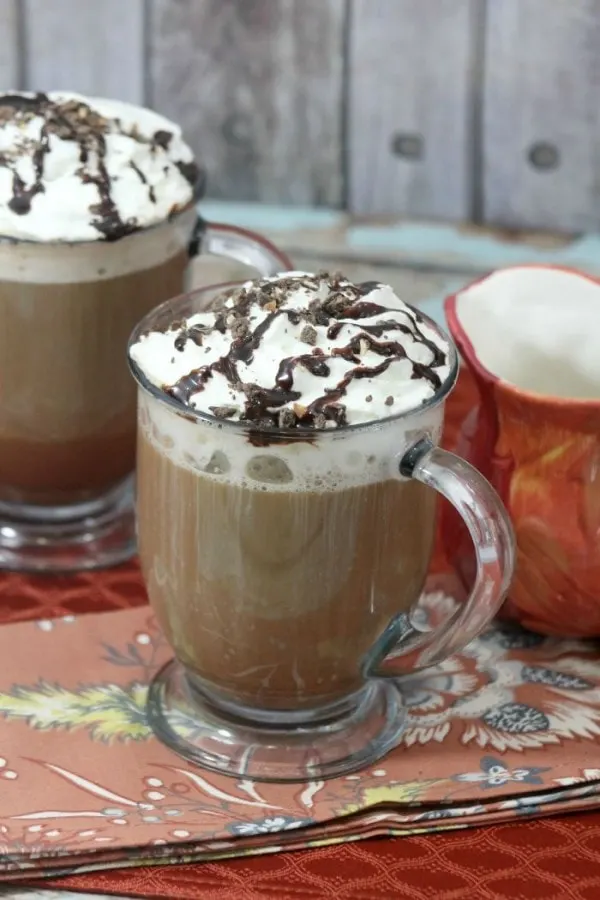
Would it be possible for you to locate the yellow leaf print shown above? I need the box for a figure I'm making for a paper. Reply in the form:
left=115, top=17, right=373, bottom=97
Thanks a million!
left=339, top=780, right=442, bottom=814
left=0, top=680, right=151, bottom=742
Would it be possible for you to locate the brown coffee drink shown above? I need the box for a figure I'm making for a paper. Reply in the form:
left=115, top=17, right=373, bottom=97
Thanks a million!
left=0, top=91, right=201, bottom=509
left=137, top=428, right=436, bottom=709
left=0, top=233, right=190, bottom=507
left=130, top=272, right=452, bottom=711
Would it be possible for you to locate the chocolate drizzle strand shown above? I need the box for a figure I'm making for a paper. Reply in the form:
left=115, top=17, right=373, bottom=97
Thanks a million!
left=160, top=272, right=449, bottom=441
left=8, top=131, right=47, bottom=214
left=153, top=129, right=173, bottom=150
left=130, top=160, right=156, bottom=204
left=175, top=159, right=201, bottom=187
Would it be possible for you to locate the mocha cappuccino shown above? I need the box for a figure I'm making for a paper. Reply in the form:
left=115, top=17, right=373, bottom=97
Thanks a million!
left=0, top=91, right=200, bottom=510
left=130, top=273, right=452, bottom=711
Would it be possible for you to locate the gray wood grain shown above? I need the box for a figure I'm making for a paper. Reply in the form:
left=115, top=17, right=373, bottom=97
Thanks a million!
left=483, top=0, right=600, bottom=232
left=22, top=0, right=144, bottom=103
left=348, top=0, right=479, bottom=220
left=0, top=0, right=19, bottom=90
left=148, top=0, right=346, bottom=206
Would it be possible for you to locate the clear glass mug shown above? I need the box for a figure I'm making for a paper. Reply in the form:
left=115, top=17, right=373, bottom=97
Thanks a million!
left=128, top=283, right=515, bottom=782
left=0, top=206, right=291, bottom=573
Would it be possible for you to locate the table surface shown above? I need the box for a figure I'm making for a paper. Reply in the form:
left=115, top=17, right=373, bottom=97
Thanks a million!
left=3, top=204, right=599, bottom=900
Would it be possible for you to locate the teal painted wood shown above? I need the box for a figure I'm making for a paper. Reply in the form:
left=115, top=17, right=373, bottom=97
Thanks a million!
left=201, top=201, right=600, bottom=276
left=348, top=224, right=600, bottom=273
left=200, top=201, right=345, bottom=233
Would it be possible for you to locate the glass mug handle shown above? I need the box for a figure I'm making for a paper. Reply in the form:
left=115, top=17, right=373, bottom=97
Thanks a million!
left=364, top=437, right=515, bottom=678
left=188, top=215, right=292, bottom=276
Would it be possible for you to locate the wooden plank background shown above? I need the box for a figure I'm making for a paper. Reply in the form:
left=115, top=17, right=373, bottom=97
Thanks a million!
left=348, top=0, right=479, bottom=222
left=483, top=0, right=600, bottom=232
left=0, top=0, right=18, bottom=90
left=148, top=0, right=345, bottom=206
left=0, top=0, right=598, bottom=233
left=23, top=0, right=145, bottom=103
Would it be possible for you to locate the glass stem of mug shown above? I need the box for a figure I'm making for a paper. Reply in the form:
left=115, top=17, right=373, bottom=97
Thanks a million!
left=364, top=438, right=515, bottom=679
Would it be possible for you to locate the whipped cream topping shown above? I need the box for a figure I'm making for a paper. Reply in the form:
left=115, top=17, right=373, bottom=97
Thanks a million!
left=0, top=91, right=201, bottom=242
left=130, top=272, right=452, bottom=431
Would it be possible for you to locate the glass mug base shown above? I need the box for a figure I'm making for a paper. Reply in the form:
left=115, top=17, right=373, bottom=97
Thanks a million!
left=0, top=476, right=136, bottom=573
left=147, top=660, right=407, bottom=783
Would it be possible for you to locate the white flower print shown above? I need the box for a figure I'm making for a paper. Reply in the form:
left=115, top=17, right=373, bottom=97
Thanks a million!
left=229, top=815, right=313, bottom=837
left=554, top=768, right=600, bottom=787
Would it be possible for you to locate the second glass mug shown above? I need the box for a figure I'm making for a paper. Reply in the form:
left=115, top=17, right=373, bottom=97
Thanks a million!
left=128, top=283, right=515, bottom=783
left=0, top=201, right=291, bottom=573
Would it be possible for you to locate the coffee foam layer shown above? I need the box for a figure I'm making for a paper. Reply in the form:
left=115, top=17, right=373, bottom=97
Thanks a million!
left=0, top=92, right=199, bottom=243
left=0, top=206, right=195, bottom=283
left=140, top=392, right=443, bottom=493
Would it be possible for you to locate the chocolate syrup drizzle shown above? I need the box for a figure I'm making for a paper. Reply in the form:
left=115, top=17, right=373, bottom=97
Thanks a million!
left=130, top=160, right=157, bottom=204
left=164, top=274, right=447, bottom=437
left=0, top=93, right=203, bottom=240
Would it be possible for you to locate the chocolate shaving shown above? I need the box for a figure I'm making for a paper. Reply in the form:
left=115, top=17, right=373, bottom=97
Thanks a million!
left=307, top=299, right=330, bottom=327
left=278, top=407, right=296, bottom=429
left=210, top=405, right=238, bottom=419
left=231, top=319, right=251, bottom=341
left=153, top=129, right=173, bottom=150
left=300, top=324, right=317, bottom=346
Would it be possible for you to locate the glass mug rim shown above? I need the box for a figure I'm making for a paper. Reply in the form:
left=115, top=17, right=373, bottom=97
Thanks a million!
left=127, top=280, right=460, bottom=440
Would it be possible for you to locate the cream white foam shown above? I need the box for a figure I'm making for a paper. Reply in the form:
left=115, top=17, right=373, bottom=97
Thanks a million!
left=140, top=390, right=444, bottom=493
left=0, top=91, right=197, bottom=243
left=130, top=272, right=452, bottom=426
left=0, top=206, right=195, bottom=284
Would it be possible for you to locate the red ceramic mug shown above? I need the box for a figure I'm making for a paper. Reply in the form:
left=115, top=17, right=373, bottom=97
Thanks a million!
left=444, top=264, right=600, bottom=637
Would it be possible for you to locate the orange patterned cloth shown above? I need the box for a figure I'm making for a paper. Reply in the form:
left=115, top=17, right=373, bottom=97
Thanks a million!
left=3, top=588, right=600, bottom=884
left=0, top=371, right=598, bottom=898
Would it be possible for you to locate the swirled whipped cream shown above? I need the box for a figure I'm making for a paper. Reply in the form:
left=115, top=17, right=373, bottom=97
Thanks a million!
left=130, top=271, right=452, bottom=429
left=0, top=91, right=201, bottom=242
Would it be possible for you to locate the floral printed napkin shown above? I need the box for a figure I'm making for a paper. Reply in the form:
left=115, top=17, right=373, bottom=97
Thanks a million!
left=2, top=586, right=600, bottom=881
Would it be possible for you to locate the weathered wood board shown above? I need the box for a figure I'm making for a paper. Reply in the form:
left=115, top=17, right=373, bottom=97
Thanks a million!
left=483, top=0, right=600, bottom=232
left=0, top=0, right=18, bottom=90
left=2, top=0, right=599, bottom=230
left=22, top=0, right=144, bottom=103
left=347, top=0, right=479, bottom=221
left=148, top=0, right=346, bottom=207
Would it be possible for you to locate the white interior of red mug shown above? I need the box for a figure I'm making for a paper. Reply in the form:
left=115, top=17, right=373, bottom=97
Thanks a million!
left=454, top=266, right=600, bottom=400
